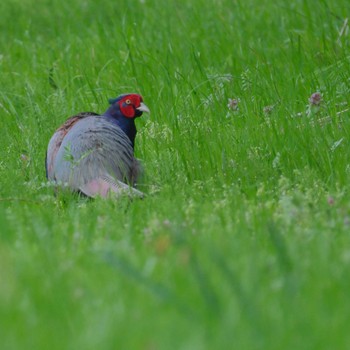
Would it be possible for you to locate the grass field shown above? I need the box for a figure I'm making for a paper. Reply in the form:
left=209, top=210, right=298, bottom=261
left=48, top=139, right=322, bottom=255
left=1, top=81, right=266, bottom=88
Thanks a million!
left=1, top=0, right=350, bottom=348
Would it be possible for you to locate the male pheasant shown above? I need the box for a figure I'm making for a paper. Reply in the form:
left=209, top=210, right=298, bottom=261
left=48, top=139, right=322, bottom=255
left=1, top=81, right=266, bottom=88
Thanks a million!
left=46, top=93, right=149, bottom=198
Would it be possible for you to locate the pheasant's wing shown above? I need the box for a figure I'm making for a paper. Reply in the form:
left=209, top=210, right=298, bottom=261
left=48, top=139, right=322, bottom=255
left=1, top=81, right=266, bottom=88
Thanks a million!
left=46, top=112, right=99, bottom=180
left=51, top=115, right=138, bottom=193
left=79, top=174, right=144, bottom=198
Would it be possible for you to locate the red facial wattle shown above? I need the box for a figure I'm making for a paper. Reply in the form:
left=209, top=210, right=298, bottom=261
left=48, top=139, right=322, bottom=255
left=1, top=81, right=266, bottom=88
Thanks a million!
left=119, top=94, right=142, bottom=118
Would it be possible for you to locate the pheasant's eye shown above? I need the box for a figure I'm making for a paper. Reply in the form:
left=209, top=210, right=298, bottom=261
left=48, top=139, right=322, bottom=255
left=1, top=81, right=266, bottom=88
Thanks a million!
left=125, top=99, right=131, bottom=105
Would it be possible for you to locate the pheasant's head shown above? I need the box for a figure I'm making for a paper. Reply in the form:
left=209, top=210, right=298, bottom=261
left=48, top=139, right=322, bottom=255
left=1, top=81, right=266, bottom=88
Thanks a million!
left=105, top=93, right=150, bottom=147
left=108, top=93, right=150, bottom=119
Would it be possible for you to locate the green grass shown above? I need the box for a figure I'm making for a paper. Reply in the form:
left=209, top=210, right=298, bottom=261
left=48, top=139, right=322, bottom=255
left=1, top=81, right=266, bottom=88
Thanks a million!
left=1, top=0, right=350, bottom=348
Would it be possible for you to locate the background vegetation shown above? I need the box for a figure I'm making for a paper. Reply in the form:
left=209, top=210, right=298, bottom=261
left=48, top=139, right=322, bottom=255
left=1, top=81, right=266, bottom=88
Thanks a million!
left=1, top=0, right=350, bottom=348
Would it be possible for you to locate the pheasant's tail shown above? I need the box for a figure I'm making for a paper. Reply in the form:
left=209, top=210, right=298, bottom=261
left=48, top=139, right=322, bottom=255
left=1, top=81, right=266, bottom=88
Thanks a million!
left=79, top=174, right=144, bottom=199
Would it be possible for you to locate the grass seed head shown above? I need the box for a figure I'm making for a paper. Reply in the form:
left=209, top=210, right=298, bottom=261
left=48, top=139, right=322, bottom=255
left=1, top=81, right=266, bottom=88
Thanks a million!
left=309, top=92, right=322, bottom=106
left=227, top=98, right=240, bottom=111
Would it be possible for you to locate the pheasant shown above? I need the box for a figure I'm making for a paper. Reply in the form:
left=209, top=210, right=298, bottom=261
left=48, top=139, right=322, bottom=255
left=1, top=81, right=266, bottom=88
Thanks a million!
left=46, top=93, right=149, bottom=198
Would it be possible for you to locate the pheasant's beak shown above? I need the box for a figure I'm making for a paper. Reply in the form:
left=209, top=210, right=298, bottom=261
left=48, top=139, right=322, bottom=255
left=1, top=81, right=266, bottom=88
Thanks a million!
left=136, top=102, right=150, bottom=114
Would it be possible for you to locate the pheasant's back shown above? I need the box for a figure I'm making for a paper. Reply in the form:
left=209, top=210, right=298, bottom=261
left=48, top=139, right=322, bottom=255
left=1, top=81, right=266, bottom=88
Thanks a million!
left=46, top=112, right=99, bottom=179
left=48, top=115, right=138, bottom=191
